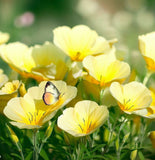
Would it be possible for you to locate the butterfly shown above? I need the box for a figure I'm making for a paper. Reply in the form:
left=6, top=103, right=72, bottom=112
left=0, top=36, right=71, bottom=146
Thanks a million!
left=42, top=81, right=60, bottom=105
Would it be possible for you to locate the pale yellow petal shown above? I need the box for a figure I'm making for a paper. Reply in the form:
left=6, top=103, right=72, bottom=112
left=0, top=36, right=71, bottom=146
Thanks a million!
left=27, top=86, right=43, bottom=100
left=90, top=36, right=110, bottom=54
left=139, top=32, right=155, bottom=60
left=132, top=109, right=148, bottom=116
left=53, top=26, right=71, bottom=55
left=0, top=32, right=10, bottom=44
left=105, top=60, right=130, bottom=82
left=58, top=108, right=84, bottom=136
left=123, top=81, right=152, bottom=110
left=10, top=122, right=41, bottom=129
left=83, top=51, right=116, bottom=80
left=70, top=25, right=98, bottom=56
left=0, top=72, right=8, bottom=88
left=42, top=110, right=57, bottom=124
left=3, top=97, right=27, bottom=122
left=0, top=42, right=35, bottom=72
left=110, top=82, right=124, bottom=105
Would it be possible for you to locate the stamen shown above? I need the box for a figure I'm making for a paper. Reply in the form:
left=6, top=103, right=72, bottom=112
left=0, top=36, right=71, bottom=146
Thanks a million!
left=83, top=118, right=85, bottom=124
left=34, top=112, right=37, bottom=122
left=100, top=75, right=102, bottom=81
left=124, top=99, right=131, bottom=105
left=127, top=105, right=134, bottom=111
left=78, top=124, right=83, bottom=132
left=28, top=112, right=33, bottom=122
left=42, top=111, right=46, bottom=116
left=88, top=121, right=92, bottom=129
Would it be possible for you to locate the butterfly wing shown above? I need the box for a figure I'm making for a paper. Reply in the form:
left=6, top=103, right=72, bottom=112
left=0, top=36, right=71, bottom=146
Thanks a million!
left=43, top=81, right=60, bottom=105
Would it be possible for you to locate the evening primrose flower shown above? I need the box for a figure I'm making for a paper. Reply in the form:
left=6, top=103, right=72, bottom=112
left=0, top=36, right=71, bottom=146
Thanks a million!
left=53, top=25, right=115, bottom=61
left=4, top=81, right=77, bottom=129
left=57, top=100, right=109, bottom=137
left=138, top=32, right=155, bottom=71
left=110, top=81, right=152, bottom=115
left=83, top=49, right=130, bottom=87
left=0, top=41, right=68, bottom=81
left=0, top=80, right=25, bottom=113
left=0, top=31, right=10, bottom=45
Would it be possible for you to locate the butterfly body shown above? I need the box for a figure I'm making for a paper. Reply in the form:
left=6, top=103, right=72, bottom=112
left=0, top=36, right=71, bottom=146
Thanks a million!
left=43, top=81, right=60, bottom=105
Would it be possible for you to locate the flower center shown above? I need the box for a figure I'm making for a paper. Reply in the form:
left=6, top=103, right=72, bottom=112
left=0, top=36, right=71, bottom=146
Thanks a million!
left=23, top=110, right=46, bottom=126
left=78, top=118, right=94, bottom=134
left=118, top=99, right=135, bottom=112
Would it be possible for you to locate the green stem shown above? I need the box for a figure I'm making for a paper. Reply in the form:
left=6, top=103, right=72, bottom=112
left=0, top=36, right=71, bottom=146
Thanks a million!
left=106, top=111, right=120, bottom=151
left=73, top=137, right=87, bottom=160
left=16, top=145, right=24, bottom=160
left=139, top=119, right=149, bottom=148
left=100, top=88, right=104, bottom=105
left=33, top=129, right=38, bottom=160
left=38, top=142, right=44, bottom=154
left=143, top=72, right=152, bottom=85
left=116, top=118, right=127, bottom=160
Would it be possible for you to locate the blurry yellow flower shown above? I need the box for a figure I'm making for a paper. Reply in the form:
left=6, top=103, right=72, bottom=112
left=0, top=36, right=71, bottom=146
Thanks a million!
left=0, top=31, right=10, bottom=45
left=0, top=41, right=68, bottom=81
left=0, top=69, right=8, bottom=88
left=4, top=80, right=77, bottom=129
left=65, top=61, right=83, bottom=86
left=143, top=89, right=155, bottom=119
left=0, top=80, right=24, bottom=113
left=53, top=25, right=115, bottom=61
left=1, top=80, right=20, bottom=94
left=57, top=100, right=109, bottom=137
left=149, top=131, right=155, bottom=148
left=130, top=150, right=137, bottom=160
left=110, top=81, right=152, bottom=115
left=139, top=32, right=155, bottom=71
left=83, top=49, right=130, bottom=87
left=6, top=125, right=19, bottom=144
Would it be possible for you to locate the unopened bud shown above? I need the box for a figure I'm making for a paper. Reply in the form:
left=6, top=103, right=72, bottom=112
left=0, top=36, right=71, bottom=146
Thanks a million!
left=130, top=150, right=137, bottom=160
left=6, top=125, right=19, bottom=144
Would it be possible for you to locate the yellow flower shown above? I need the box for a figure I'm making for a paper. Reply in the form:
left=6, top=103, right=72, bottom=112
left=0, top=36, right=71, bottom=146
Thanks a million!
left=149, top=131, right=155, bottom=148
left=143, top=89, right=155, bottom=119
left=0, top=42, right=68, bottom=81
left=110, top=81, right=152, bottom=115
left=57, top=100, right=109, bottom=137
left=4, top=81, right=77, bottom=129
left=0, top=80, right=24, bottom=113
left=53, top=25, right=115, bottom=61
left=82, top=49, right=130, bottom=87
left=0, top=69, right=8, bottom=88
left=0, top=31, right=10, bottom=45
left=138, top=32, right=155, bottom=71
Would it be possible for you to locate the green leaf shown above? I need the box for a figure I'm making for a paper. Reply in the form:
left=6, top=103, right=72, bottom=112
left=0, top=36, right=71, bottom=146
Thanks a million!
left=91, top=144, right=106, bottom=153
left=138, top=151, right=145, bottom=160
left=40, top=148, right=49, bottom=160
left=25, top=151, right=33, bottom=160
left=103, top=154, right=118, bottom=160
left=10, top=153, right=21, bottom=159
left=83, top=155, right=106, bottom=159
